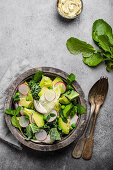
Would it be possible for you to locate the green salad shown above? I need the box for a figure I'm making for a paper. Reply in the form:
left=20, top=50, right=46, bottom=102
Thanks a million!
left=5, top=71, right=86, bottom=144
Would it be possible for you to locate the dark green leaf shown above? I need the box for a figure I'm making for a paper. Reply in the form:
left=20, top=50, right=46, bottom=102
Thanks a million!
left=83, top=53, right=103, bottom=66
left=13, top=93, right=20, bottom=102
left=46, top=115, right=51, bottom=121
left=50, top=113, right=56, bottom=117
left=76, top=104, right=86, bottom=115
left=67, top=37, right=96, bottom=56
left=25, top=125, right=32, bottom=141
left=66, top=84, right=74, bottom=90
left=105, top=60, right=113, bottom=71
left=50, top=128, right=61, bottom=140
left=92, top=19, right=113, bottom=44
left=30, top=123, right=40, bottom=133
left=28, top=81, right=41, bottom=100
left=5, top=109, right=15, bottom=115
left=70, top=106, right=77, bottom=118
left=59, top=109, right=63, bottom=117
left=15, top=106, right=21, bottom=115
left=62, top=116, right=68, bottom=123
left=67, top=73, right=76, bottom=85
left=33, top=71, right=43, bottom=82
left=98, top=35, right=112, bottom=53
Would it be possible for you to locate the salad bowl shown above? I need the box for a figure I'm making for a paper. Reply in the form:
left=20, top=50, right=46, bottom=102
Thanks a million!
left=4, top=67, right=87, bottom=151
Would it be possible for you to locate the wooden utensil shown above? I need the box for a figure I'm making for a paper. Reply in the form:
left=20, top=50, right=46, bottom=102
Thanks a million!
left=82, top=77, right=108, bottom=160
left=72, top=79, right=100, bottom=158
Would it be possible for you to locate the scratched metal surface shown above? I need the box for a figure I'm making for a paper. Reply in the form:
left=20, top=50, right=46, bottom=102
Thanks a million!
left=0, top=0, right=113, bottom=170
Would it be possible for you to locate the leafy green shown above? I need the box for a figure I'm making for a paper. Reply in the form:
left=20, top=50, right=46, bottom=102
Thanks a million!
left=33, top=71, right=43, bottom=82
left=25, top=125, right=33, bottom=141
left=58, top=109, right=68, bottom=123
left=66, top=84, right=74, bottom=90
left=13, top=93, right=20, bottom=102
left=76, top=104, right=86, bottom=115
left=98, top=35, right=112, bottom=53
left=11, top=115, right=23, bottom=135
left=67, top=73, right=76, bottom=85
left=5, top=106, right=21, bottom=116
left=105, top=60, right=113, bottom=71
left=28, top=81, right=41, bottom=100
left=67, top=37, right=96, bottom=56
left=50, top=128, right=61, bottom=140
left=70, top=106, right=77, bottom=118
left=92, top=19, right=113, bottom=44
left=30, top=123, right=40, bottom=134
left=50, top=113, right=56, bottom=117
left=83, top=53, right=103, bottom=66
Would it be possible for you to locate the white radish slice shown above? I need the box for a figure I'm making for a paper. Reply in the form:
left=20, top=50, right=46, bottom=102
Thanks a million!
left=47, top=110, right=58, bottom=123
left=18, top=83, right=29, bottom=95
left=33, top=100, right=47, bottom=114
left=35, top=130, right=47, bottom=141
left=19, top=116, right=29, bottom=127
left=44, top=89, right=56, bottom=102
left=42, top=134, right=55, bottom=144
left=70, top=115, right=78, bottom=126
left=31, top=139, right=40, bottom=143
left=54, top=81, right=66, bottom=93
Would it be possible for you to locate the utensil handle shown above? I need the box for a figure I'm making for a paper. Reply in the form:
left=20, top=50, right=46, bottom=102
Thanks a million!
left=72, top=136, right=86, bottom=158
left=82, top=105, right=100, bottom=160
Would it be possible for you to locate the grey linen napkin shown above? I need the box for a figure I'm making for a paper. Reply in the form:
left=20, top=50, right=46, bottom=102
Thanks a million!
left=0, top=57, right=32, bottom=150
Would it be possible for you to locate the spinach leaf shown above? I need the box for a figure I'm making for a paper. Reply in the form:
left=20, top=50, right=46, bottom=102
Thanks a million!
left=11, top=115, right=23, bottom=135
left=76, top=104, right=86, bottom=115
left=98, top=35, right=112, bottom=53
left=92, top=19, right=113, bottom=44
left=25, top=125, right=32, bottom=141
left=5, top=109, right=15, bottom=115
left=50, top=128, right=61, bottom=140
left=33, top=71, right=43, bottom=82
left=83, top=53, right=103, bottom=66
left=67, top=73, right=76, bottom=85
left=67, top=37, right=96, bottom=56
left=15, top=106, right=21, bottom=115
left=30, top=123, right=40, bottom=133
left=13, top=93, right=20, bottom=102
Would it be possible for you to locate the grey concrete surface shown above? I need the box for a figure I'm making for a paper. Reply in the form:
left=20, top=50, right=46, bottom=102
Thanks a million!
left=0, top=0, right=113, bottom=170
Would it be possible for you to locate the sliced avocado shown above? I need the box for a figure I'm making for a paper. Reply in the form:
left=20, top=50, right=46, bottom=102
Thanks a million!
left=39, top=76, right=52, bottom=88
left=27, top=90, right=33, bottom=101
left=64, top=90, right=79, bottom=101
left=52, top=77, right=63, bottom=86
left=19, top=98, right=33, bottom=108
left=38, top=87, right=48, bottom=97
left=63, top=103, right=73, bottom=118
left=32, top=111, right=44, bottom=128
left=58, top=117, right=70, bottom=134
left=59, top=94, right=70, bottom=104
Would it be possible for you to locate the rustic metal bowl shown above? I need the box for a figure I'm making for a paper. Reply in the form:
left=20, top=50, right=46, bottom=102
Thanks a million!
left=4, top=67, right=87, bottom=151
left=57, top=0, right=83, bottom=20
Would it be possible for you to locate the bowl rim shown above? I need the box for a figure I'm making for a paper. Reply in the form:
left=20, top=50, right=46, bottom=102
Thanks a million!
left=57, top=0, right=83, bottom=20
left=4, top=67, right=87, bottom=151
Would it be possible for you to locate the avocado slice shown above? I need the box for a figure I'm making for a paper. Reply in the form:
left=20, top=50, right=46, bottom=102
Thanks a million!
left=52, top=77, right=63, bottom=86
left=59, top=94, right=70, bottom=105
left=32, top=111, right=44, bottom=128
left=63, top=103, right=73, bottom=118
left=19, top=98, right=32, bottom=108
left=58, top=117, right=70, bottom=134
left=64, top=90, right=79, bottom=101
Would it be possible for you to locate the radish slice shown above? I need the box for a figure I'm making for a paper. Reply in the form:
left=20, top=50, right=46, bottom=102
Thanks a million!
left=35, top=130, right=47, bottom=141
left=54, top=81, right=66, bottom=93
left=33, top=100, right=47, bottom=114
left=47, top=110, right=58, bottom=123
left=42, top=134, right=55, bottom=144
left=18, top=83, right=29, bottom=95
left=70, top=115, right=78, bottom=126
left=44, top=89, right=56, bottom=102
left=19, top=116, right=29, bottom=127
left=31, top=139, right=40, bottom=143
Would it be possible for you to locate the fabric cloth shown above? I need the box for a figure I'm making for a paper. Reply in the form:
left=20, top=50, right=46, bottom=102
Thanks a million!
left=0, top=57, right=32, bottom=150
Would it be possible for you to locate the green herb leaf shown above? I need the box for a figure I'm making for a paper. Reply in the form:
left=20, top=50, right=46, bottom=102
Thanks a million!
left=83, top=53, right=103, bottom=66
left=67, top=37, right=96, bottom=56
left=46, top=115, right=51, bottom=121
left=66, top=84, right=74, bottom=90
left=50, top=113, right=56, bottom=117
left=59, top=109, right=63, bottom=117
left=30, top=123, right=40, bottom=133
left=92, top=19, right=113, bottom=44
left=13, top=93, right=20, bottom=102
left=11, top=115, right=23, bottom=135
left=50, top=128, right=61, bottom=140
left=25, top=125, right=32, bottom=141
left=67, top=73, right=76, bottom=85
left=70, top=106, right=77, bottom=118
left=76, top=104, right=86, bottom=115
left=15, top=106, right=21, bottom=115
left=5, top=109, right=15, bottom=115
left=98, top=35, right=112, bottom=53
left=61, top=116, right=68, bottom=123
left=33, top=71, right=43, bottom=82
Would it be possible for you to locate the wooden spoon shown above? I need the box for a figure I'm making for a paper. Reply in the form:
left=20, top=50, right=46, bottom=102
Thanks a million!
left=82, top=77, right=108, bottom=160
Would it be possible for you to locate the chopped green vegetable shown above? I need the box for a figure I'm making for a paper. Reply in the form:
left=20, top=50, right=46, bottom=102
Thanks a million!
left=65, top=90, right=79, bottom=101
left=70, top=106, right=77, bottom=118
left=71, top=123, right=76, bottom=128
left=66, top=84, right=74, bottom=90
left=33, top=70, right=43, bottom=82
left=61, top=105, right=65, bottom=109
left=67, top=73, right=76, bottom=85
left=50, top=128, right=61, bottom=140
left=70, top=126, right=73, bottom=131
left=63, top=103, right=73, bottom=118
left=76, top=104, right=86, bottom=115
left=13, top=93, right=20, bottom=102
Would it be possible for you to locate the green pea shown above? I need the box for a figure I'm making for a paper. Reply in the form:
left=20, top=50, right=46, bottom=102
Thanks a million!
left=43, top=116, right=47, bottom=120
left=57, top=115, right=59, bottom=119
left=61, top=105, right=65, bottom=109
left=48, top=86, right=53, bottom=89
left=25, top=115, right=29, bottom=119
left=33, top=136, right=36, bottom=140
left=71, top=123, right=76, bottom=128
left=26, top=97, right=30, bottom=101
left=70, top=126, right=73, bottom=131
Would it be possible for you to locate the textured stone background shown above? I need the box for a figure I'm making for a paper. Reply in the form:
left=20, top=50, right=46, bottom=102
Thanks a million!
left=0, top=0, right=113, bottom=170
